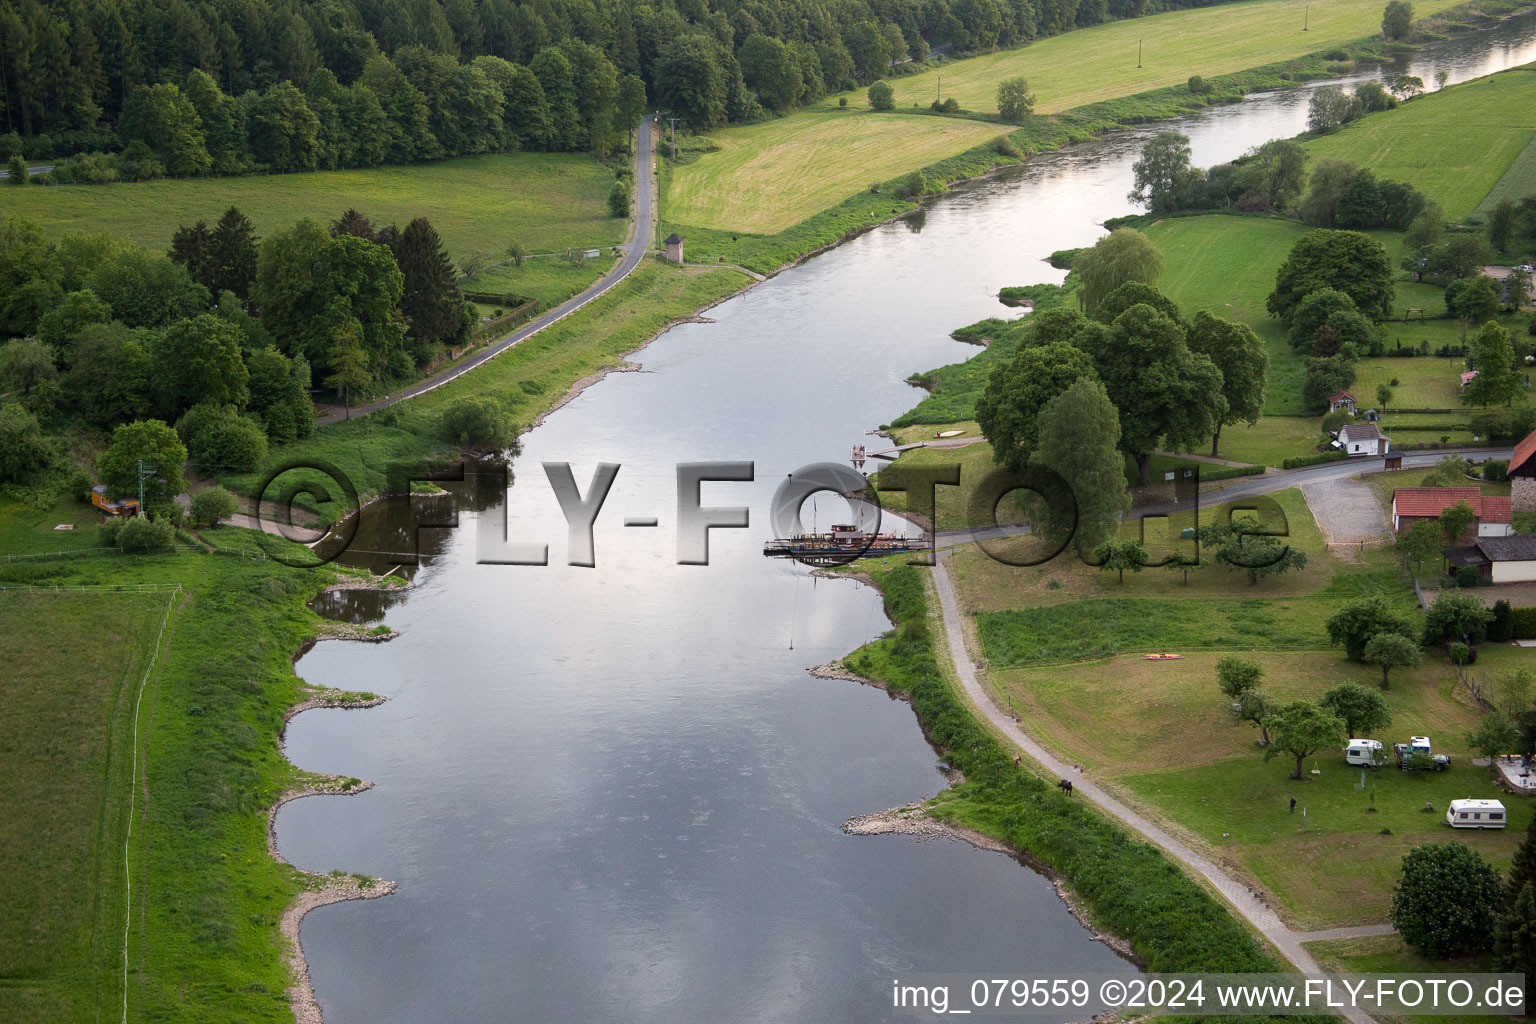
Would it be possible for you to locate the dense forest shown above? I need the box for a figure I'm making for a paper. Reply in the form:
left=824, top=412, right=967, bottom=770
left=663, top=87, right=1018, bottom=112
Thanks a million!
left=3, top=0, right=1234, bottom=175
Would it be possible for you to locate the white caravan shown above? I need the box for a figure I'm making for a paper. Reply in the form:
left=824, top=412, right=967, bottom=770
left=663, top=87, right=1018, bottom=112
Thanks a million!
left=1446, top=799, right=1507, bottom=829
left=1345, top=739, right=1385, bottom=766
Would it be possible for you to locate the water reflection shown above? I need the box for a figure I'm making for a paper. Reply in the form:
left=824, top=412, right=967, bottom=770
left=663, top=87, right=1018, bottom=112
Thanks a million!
left=281, top=15, right=1536, bottom=1024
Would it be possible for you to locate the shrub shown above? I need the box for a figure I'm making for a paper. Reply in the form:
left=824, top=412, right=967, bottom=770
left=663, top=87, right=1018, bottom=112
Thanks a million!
left=838, top=97, right=847, bottom=107
left=1512, top=606, right=1536, bottom=640
left=1282, top=450, right=1348, bottom=469
left=440, top=397, right=516, bottom=449
left=1188, top=75, right=1208, bottom=94
left=1483, top=459, right=1509, bottom=482
left=606, top=182, right=629, bottom=218
left=1456, top=565, right=1480, bottom=588
left=894, top=170, right=929, bottom=200
left=868, top=80, right=895, bottom=110
left=116, top=515, right=175, bottom=553
left=5, top=154, right=26, bottom=184
left=992, top=135, right=1024, bottom=159
left=1489, top=600, right=1515, bottom=642
left=189, top=485, right=240, bottom=528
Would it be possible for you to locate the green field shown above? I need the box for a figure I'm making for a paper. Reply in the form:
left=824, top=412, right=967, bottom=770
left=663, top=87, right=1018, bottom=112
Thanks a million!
left=949, top=483, right=1536, bottom=929
left=664, top=111, right=1004, bottom=233
left=1144, top=214, right=1530, bottom=418
left=1303, top=65, right=1536, bottom=219
left=0, top=590, right=173, bottom=1023
left=460, top=254, right=614, bottom=308
left=1473, top=133, right=1536, bottom=220
left=0, top=153, right=623, bottom=262
left=834, top=0, right=1463, bottom=115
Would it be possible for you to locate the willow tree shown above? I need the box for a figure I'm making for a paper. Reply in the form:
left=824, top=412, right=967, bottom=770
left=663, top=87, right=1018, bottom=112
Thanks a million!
left=1073, top=228, right=1163, bottom=315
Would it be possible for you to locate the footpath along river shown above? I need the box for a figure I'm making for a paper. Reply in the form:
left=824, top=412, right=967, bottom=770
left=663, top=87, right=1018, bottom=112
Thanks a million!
left=280, top=16, right=1536, bottom=1022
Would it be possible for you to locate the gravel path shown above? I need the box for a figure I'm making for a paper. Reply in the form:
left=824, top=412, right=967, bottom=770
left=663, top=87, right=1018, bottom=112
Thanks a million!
left=929, top=547, right=1379, bottom=1024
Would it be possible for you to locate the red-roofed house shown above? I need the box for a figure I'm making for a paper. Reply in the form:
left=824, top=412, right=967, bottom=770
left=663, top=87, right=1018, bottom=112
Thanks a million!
left=1328, top=390, right=1356, bottom=413
left=1392, top=487, right=1513, bottom=539
left=1460, top=370, right=1479, bottom=392
left=1511, top=428, right=1536, bottom=513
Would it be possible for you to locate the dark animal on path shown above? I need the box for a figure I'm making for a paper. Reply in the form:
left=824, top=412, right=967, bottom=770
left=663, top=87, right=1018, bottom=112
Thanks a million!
left=1058, top=778, right=1073, bottom=797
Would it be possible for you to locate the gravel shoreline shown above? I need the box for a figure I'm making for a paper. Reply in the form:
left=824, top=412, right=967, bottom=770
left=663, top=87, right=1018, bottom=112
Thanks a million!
left=271, top=684, right=396, bottom=1023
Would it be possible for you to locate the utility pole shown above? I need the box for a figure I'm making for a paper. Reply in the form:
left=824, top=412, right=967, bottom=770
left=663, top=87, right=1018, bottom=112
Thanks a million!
left=936, top=75, right=941, bottom=106
left=136, top=460, right=156, bottom=516
left=1137, top=39, right=1143, bottom=68
left=1304, top=4, right=1309, bottom=30
left=667, top=116, right=679, bottom=161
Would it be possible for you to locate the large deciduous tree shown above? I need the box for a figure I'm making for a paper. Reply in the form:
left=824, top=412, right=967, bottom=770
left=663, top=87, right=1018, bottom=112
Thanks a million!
left=1073, top=301, right=1224, bottom=485
left=1030, top=377, right=1129, bottom=550
left=1263, top=699, right=1345, bottom=779
left=1320, top=681, right=1393, bottom=738
left=1325, top=596, right=1418, bottom=661
left=1392, top=843, right=1504, bottom=958
left=653, top=36, right=727, bottom=130
left=975, top=341, right=1098, bottom=469
left=151, top=314, right=249, bottom=418
left=1267, top=229, right=1395, bottom=322
left=97, top=419, right=187, bottom=504
left=1188, top=310, right=1266, bottom=457
left=1464, top=321, right=1519, bottom=407
left=1128, top=131, right=1194, bottom=214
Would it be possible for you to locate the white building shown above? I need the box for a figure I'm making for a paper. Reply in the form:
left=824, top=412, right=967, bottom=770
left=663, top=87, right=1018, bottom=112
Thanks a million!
left=1335, top=422, right=1391, bottom=457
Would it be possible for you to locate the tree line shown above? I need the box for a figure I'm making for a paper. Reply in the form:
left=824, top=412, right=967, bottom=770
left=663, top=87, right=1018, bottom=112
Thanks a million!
left=0, top=205, right=474, bottom=509
left=3, top=0, right=1265, bottom=173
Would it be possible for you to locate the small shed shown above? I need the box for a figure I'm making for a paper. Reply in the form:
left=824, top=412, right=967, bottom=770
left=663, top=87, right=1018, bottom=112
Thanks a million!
left=1328, top=390, right=1356, bottom=413
left=90, top=484, right=139, bottom=517
left=664, top=233, right=684, bottom=263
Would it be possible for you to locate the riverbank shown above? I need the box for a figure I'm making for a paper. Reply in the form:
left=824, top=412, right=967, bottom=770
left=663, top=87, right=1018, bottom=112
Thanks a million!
left=660, top=0, right=1536, bottom=274
left=271, top=687, right=395, bottom=1024
left=826, top=560, right=1297, bottom=976
left=843, top=804, right=1142, bottom=963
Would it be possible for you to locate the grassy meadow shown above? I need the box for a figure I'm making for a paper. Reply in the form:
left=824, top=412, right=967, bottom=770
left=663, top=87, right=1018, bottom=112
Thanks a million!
left=944, top=484, right=1536, bottom=930
left=1302, top=65, right=1536, bottom=219
left=663, top=111, right=1004, bottom=233
left=0, top=590, right=173, bottom=1023
left=835, top=0, right=1465, bottom=115
left=0, top=496, right=365, bottom=1022
left=1472, top=134, right=1536, bottom=218
left=460, top=254, right=614, bottom=308
left=0, top=152, right=623, bottom=261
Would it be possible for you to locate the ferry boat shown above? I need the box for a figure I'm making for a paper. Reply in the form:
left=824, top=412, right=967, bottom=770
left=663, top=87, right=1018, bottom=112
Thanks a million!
left=763, top=524, right=927, bottom=564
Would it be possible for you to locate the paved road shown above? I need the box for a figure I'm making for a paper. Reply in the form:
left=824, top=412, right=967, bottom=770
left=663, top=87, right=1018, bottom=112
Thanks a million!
left=934, top=447, right=1514, bottom=546
left=929, top=548, right=1378, bottom=1022
left=0, top=163, right=53, bottom=178
left=319, top=114, right=659, bottom=426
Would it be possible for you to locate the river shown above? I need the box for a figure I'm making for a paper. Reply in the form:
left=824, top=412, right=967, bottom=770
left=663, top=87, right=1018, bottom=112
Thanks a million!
left=280, top=16, right=1536, bottom=1022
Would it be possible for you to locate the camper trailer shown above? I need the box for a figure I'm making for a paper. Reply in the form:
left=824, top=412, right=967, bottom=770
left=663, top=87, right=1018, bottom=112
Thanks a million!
left=1345, top=739, right=1385, bottom=767
left=1446, top=799, right=1507, bottom=829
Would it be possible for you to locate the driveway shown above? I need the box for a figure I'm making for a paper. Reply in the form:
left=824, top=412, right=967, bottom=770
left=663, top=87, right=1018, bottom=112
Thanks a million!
left=1301, top=472, right=1392, bottom=548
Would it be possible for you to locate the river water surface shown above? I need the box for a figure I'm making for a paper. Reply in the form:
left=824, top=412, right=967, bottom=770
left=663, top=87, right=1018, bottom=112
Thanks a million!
left=282, top=18, right=1536, bottom=1022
